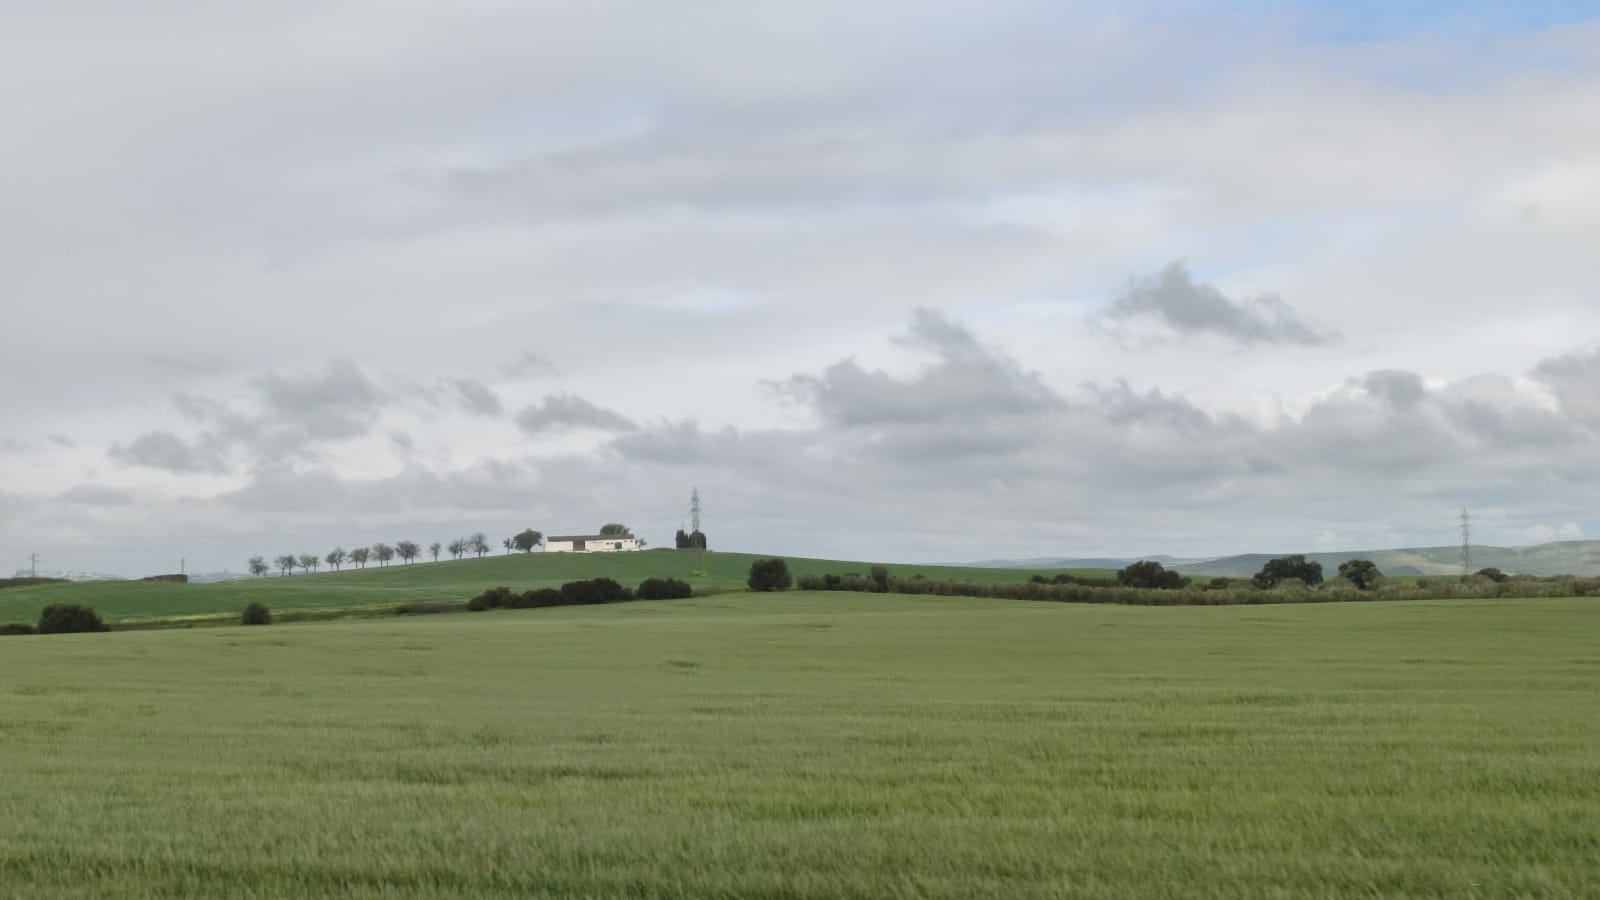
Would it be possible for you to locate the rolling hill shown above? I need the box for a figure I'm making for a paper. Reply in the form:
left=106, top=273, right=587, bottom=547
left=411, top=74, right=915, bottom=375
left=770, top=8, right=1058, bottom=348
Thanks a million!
left=0, top=549, right=1112, bottom=626
left=1172, top=540, right=1600, bottom=579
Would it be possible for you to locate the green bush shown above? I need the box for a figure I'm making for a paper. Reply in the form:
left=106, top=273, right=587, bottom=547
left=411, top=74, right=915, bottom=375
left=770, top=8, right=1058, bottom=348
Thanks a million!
left=0, top=623, right=38, bottom=636
left=560, top=578, right=631, bottom=605
left=37, top=604, right=108, bottom=634
left=467, top=586, right=515, bottom=611
left=637, top=578, right=694, bottom=600
left=508, top=588, right=564, bottom=609
left=241, top=603, right=272, bottom=626
left=747, top=558, right=793, bottom=592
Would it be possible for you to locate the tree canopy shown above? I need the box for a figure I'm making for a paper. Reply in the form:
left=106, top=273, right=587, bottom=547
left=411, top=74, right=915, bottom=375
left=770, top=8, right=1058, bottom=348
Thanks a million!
left=1337, top=559, right=1382, bottom=590
left=1253, top=555, right=1325, bottom=589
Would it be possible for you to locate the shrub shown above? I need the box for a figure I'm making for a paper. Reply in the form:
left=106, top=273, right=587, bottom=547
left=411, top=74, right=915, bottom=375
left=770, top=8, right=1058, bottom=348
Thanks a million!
left=37, top=604, right=108, bottom=634
left=0, top=623, right=37, bottom=636
left=560, top=578, right=631, bottom=605
left=1476, top=567, right=1508, bottom=583
left=637, top=577, right=694, bottom=600
left=509, top=588, right=564, bottom=609
left=467, top=586, right=515, bottom=611
left=1336, top=559, right=1383, bottom=590
left=747, top=558, right=793, bottom=592
left=241, top=603, right=273, bottom=626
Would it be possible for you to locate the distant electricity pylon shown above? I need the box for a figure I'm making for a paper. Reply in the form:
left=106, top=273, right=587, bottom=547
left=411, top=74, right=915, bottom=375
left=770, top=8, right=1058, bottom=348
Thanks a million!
left=29, top=552, right=39, bottom=578
left=1460, top=508, right=1472, bottom=578
left=690, top=487, right=705, bottom=574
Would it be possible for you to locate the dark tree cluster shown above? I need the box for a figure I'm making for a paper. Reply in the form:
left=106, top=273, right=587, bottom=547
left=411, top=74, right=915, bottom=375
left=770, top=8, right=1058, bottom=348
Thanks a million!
left=466, top=575, right=691, bottom=612
left=1252, top=555, right=1325, bottom=589
left=1116, top=560, right=1187, bottom=590
left=1337, top=559, right=1382, bottom=590
left=675, top=529, right=708, bottom=550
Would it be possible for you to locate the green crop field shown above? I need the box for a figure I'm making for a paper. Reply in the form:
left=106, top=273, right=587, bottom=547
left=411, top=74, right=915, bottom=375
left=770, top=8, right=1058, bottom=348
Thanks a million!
left=0, top=551, right=1109, bottom=626
left=3, top=593, right=1598, bottom=898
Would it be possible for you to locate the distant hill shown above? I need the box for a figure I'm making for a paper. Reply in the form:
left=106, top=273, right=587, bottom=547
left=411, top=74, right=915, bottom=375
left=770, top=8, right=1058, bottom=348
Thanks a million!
left=1174, top=541, right=1600, bottom=579
left=967, top=555, right=1215, bottom=570
left=969, top=540, right=1600, bottom=578
left=10, top=569, right=124, bottom=582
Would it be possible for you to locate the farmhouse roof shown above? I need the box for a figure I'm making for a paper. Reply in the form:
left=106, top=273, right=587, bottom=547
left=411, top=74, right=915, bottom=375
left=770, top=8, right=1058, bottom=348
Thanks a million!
left=548, top=533, right=634, bottom=542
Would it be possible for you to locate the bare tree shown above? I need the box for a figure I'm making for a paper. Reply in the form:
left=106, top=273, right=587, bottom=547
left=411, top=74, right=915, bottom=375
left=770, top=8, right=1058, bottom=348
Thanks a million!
left=448, top=538, right=465, bottom=560
left=349, top=547, right=371, bottom=568
left=296, top=553, right=318, bottom=574
left=248, top=556, right=269, bottom=578
left=502, top=537, right=514, bottom=555
left=469, top=532, right=490, bottom=558
left=326, top=547, right=346, bottom=572
left=275, top=555, right=296, bottom=576
left=396, top=541, right=421, bottom=564
left=374, top=543, right=395, bottom=567
left=429, top=541, right=441, bottom=562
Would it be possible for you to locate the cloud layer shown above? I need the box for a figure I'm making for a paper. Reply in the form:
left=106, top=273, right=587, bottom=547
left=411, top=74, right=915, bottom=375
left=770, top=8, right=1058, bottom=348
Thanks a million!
left=2, top=3, right=1598, bottom=573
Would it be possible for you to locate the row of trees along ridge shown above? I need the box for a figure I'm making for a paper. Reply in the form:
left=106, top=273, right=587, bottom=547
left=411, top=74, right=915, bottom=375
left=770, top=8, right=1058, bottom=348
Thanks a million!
left=246, top=528, right=548, bottom=577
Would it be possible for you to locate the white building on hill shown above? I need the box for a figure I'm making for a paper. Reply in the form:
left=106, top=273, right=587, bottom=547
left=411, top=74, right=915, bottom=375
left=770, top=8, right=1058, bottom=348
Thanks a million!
left=545, top=533, right=641, bottom=554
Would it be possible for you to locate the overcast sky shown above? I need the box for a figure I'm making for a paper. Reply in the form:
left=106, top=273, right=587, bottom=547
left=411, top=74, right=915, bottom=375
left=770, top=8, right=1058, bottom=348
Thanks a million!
left=3, top=1, right=1599, bottom=575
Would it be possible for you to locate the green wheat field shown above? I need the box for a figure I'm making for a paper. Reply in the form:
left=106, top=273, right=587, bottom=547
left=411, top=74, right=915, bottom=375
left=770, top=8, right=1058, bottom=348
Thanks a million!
left=4, top=593, right=1598, bottom=898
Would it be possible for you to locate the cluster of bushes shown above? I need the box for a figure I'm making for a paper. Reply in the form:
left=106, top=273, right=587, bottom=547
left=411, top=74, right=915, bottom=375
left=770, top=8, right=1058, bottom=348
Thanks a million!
left=467, top=576, right=697, bottom=612
left=787, top=554, right=1600, bottom=606
left=242, top=603, right=272, bottom=626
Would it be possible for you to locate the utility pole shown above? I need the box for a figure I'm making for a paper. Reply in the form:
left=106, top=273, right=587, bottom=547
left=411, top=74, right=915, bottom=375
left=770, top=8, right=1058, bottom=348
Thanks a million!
left=29, top=552, right=39, bottom=578
left=1460, top=508, right=1472, bottom=578
left=690, top=487, right=705, bottom=575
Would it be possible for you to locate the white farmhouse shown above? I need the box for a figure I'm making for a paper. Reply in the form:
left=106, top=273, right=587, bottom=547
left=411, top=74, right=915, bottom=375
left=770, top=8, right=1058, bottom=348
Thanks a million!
left=545, top=533, right=642, bottom=554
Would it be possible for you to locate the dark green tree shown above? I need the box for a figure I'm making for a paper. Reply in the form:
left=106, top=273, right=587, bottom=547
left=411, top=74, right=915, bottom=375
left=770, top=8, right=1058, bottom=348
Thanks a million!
left=1337, top=559, right=1383, bottom=590
left=599, top=523, right=631, bottom=536
left=1117, top=560, right=1185, bottom=589
left=1253, top=555, right=1324, bottom=589
left=514, top=529, right=544, bottom=552
left=1475, top=567, right=1508, bottom=583
left=747, top=558, right=793, bottom=592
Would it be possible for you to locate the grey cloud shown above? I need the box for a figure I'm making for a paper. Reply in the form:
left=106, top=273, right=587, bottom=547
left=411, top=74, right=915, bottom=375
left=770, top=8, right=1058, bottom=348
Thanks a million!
left=446, top=377, right=504, bottom=417
left=108, top=430, right=225, bottom=474
left=390, top=431, right=415, bottom=454
left=1357, top=370, right=1427, bottom=410
left=778, top=308, right=1061, bottom=426
left=252, top=360, right=387, bottom=440
left=56, top=484, right=137, bottom=507
left=48, top=434, right=75, bottom=449
left=1104, top=262, right=1337, bottom=346
left=1533, top=348, right=1600, bottom=428
left=515, top=394, right=638, bottom=435
left=505, top=353, right=561, bottom=380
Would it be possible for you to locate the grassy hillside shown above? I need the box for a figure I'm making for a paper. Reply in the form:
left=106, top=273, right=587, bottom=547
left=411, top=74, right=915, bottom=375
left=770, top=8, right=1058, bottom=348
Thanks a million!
left=0, top=550, right=1111, bottom=625
left=3, top=594, right=1598, bottom=898
left=1177, top=540, right=1600, bottom=578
